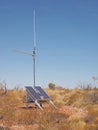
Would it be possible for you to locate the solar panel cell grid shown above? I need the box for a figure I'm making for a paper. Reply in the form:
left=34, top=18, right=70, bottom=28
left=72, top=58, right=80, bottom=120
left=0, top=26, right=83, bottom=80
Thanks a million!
left=35, top=86, right=50, bottom=99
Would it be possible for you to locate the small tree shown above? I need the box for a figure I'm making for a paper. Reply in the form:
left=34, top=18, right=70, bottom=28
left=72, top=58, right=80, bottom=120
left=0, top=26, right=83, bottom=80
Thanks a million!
left=48, top=83, right=55, bottom=90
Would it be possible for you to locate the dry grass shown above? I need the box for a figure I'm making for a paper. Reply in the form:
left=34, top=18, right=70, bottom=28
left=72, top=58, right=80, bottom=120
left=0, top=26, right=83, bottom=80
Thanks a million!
left=0, top=87, right=98, bottom=130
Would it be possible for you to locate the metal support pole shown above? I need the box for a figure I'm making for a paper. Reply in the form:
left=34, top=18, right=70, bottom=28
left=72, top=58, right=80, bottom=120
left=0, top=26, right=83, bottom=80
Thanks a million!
left=33, top=50, right=36, bottom=89
left=33, top=10, right=36, bottom=89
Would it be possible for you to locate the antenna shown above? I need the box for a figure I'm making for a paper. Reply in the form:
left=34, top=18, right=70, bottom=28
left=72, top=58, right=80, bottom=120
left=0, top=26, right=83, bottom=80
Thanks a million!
left=33, top=9, right=36, bottom=88
left=33, top=9, right=36, bottom=50
left=14, top=10, right=37, bottom=89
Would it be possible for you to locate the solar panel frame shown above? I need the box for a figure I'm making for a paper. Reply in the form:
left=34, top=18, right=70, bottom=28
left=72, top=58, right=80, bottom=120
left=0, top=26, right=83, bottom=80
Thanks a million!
left=25, top=86, right=43, bottom=110
left=35, top=86, right=50, bottom=99
left=25, top=86, right=56, bottom=110
left=26, top=93, right=34, bottom=102
left=26, top=86, right=41, bottom=100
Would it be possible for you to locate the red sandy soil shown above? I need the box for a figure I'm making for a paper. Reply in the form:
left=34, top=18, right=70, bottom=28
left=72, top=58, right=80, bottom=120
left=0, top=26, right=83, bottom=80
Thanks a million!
left=0, top=105, right=87, bottom=130
left=58, top=106, right=87, bottom=117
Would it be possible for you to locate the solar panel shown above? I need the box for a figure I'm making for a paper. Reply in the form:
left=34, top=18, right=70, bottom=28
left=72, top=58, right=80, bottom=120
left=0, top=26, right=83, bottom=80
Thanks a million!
left=26, top=93, right=34, bottom=102
left=26, top=86, right=41, bottom=100
left=25, top=86, right=56, bottom=110
left=35, top=86, right=50, bottom=99
left=35, top=86, right=57, bottom=109
left=25, top=86, right=43, bottom=110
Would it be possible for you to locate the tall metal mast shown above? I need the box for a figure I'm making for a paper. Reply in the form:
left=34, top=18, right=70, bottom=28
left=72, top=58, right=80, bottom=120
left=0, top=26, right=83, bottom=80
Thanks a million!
left=33, top=9, right=36, bottom=88
left=14, top=10, right=37, bottom=89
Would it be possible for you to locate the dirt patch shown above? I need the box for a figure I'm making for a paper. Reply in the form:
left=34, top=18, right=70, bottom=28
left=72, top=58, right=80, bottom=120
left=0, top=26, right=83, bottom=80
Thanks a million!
left=58, top=106, right=87, bottom=117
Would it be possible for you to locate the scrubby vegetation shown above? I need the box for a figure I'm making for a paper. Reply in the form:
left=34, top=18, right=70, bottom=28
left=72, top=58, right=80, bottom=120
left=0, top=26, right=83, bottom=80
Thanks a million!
left=48, top=83, right=56, bottom=90
left=0, top=82, right=98, bottom=130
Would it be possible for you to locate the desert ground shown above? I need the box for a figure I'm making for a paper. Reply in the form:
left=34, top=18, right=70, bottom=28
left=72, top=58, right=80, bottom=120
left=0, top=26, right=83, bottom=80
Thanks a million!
left=0, top=84, right=98, bottom=130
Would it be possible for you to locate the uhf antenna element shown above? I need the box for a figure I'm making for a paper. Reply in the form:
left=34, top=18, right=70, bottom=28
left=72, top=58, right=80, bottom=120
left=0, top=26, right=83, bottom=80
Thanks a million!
left=14, top=10, right=36, bottom=88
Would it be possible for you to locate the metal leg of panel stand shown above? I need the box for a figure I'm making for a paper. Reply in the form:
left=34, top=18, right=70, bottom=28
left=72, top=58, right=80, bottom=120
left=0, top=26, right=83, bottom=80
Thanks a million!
left=48, top=100, right=57, bottom=109
left=35, top=101, right=43, bottom=111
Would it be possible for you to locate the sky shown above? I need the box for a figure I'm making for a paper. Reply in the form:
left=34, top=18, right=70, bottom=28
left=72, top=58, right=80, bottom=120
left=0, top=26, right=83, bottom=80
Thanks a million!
left=0, top=0, right=98, bottom=89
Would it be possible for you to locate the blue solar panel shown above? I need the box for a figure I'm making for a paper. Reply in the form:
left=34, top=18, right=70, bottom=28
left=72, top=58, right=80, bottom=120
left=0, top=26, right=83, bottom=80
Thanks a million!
left=35, top=86, right=50, bottom=99
left=26, top=93, right=34, bottom=102
left=25, top=86, right=56, bottom=110
left=26, top=86, right=41, bottom=100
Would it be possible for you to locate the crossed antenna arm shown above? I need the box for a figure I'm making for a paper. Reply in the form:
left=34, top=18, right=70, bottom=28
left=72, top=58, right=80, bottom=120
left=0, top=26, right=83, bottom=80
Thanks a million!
left=14, top=49, right=34, bottom=56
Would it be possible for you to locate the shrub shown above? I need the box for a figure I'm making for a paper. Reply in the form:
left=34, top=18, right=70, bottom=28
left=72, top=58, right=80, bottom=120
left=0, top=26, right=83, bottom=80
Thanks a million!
left=68, top=115, right=86, bottom=130
left=48, top=83, right=55, bottom=90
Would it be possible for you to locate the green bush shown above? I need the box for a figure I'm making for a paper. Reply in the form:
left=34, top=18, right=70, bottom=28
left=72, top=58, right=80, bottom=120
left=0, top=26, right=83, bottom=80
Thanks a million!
left=48, top=83, right=55, bottom=90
